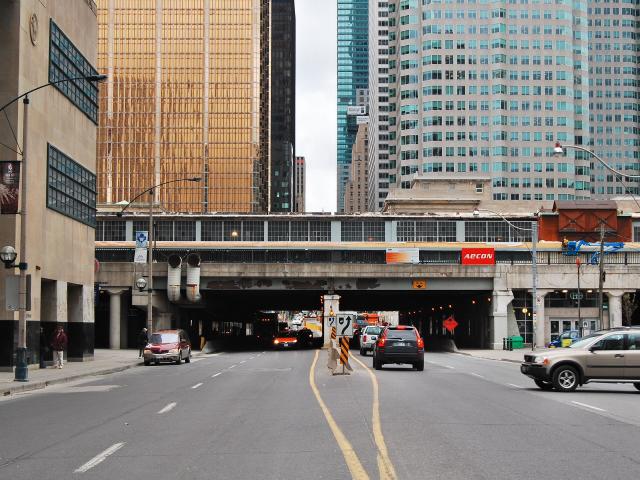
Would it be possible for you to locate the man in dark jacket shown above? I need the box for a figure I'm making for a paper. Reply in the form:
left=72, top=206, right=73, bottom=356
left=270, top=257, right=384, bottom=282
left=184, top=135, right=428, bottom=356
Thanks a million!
left=51, top=325, right=67, bottom=369
left=138, top=327, right=148, bottom=358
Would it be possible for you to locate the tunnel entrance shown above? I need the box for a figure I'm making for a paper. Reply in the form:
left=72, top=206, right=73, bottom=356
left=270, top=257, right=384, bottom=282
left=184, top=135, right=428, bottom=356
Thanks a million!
left=172, top=288, right=492, bottom=351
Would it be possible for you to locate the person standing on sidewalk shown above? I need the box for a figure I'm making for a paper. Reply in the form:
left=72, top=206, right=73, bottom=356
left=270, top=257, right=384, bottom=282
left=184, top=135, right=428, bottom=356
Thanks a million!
left=138, top=327, right=149, bottom=358
left=50, top=325, right=67, bottom=369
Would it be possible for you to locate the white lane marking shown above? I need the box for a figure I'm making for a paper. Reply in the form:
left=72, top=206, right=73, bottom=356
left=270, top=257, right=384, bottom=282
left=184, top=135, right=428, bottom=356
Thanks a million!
left=228, top=364, right=236, bottom=369
left=211, top=372, right=222, bottom=378
left=191, top=383, right=203, bottom=389
left=508, top=383, right=524, bottom=389
left=443, top=365, right=455, bottom=369
left=249, top=356, right=255, bottom=360
left=425, top=361, right=454, bottom=369
left=157, top=402, right=177, bottom=414
left=74, top=442, right=125, bottom=473
left=470, top=373, right=485, bottom=378
left=571, top=401, right=606, bottom=412
left=240, top=360, right=246, bottom=364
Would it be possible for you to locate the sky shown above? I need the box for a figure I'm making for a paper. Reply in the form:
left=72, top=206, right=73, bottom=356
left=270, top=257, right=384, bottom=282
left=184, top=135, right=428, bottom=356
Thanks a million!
left=295, top=0, right=337, bottom=213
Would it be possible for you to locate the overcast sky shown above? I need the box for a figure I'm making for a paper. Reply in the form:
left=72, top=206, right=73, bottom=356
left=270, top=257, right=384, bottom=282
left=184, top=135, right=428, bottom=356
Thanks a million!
left=295, top=0, right=337, bottom=213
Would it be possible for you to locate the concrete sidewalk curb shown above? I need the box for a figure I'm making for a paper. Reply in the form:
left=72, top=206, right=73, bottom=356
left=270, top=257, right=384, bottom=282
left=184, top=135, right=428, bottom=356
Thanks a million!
left=455, top=352, right=523, bottom=364
left=1, top=362, right=142, bottom=397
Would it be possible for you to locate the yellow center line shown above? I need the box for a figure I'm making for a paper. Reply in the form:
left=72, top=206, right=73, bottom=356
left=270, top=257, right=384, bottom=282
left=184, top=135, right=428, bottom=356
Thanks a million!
left=351, top=354, right=398, bottom=480
left=308, top=350, right=370, bottom=480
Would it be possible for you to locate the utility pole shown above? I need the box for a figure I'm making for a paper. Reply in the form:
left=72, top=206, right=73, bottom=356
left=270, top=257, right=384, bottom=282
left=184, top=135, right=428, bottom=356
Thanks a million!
left=598, top=222, right=605, bottom=329
left=147, top=189, right=154, bottom=334
left=576, top=257, right=582, bottom=336
left=531, top=221, right=538, bottom=350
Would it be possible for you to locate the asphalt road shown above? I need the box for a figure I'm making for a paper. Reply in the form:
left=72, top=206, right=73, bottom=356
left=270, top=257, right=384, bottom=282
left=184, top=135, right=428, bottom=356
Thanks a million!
left=0, top=350, right=638, bottom=480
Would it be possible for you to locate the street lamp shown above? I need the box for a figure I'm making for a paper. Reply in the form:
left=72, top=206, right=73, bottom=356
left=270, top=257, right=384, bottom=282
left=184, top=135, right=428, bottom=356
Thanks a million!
left=473, top=208, right=539, bottom=350
left=117, top=177, right=201, bottom=334
left=0, top=245, right=17, bottom=268
left=1, top=73, right=106, bottom=382
left=135, top=277, right=148, bottom=292
left=553, top=142, right=640, bottom=179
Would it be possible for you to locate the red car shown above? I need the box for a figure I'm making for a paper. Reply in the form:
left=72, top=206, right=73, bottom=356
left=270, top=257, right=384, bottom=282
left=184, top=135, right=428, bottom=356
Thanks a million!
left=143, top=329, right=192, bottom=365
left=273, top=331, right=298, bottom=349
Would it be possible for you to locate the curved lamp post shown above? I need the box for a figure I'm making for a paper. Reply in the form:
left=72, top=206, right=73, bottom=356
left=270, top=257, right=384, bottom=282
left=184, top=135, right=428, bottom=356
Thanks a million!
left=116, top=177, right=201, bottom=334
left=473, top=208, right=539, bottom=350
left=1, top=73, right=106, bottom=382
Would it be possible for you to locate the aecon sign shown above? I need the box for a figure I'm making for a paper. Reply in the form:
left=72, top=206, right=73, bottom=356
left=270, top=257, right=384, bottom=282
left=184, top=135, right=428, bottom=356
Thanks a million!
left=461, top=248, right=495, bottom=265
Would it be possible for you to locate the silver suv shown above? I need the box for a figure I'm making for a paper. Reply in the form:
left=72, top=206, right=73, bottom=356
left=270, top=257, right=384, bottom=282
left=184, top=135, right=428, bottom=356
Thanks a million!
left=520, top=327, right=640, bottom=392
left=359, top=325, right=383, bottom=356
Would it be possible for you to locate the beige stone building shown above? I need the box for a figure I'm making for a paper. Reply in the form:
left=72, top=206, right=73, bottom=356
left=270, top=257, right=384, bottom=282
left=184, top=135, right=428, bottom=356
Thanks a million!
left=0, top=0, right=99, bottom=370
left=344, top=123, right=369, bottom=213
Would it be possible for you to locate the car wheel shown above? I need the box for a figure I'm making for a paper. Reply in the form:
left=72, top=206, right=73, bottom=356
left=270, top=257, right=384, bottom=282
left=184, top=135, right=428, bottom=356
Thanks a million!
left=360, top=348, right=366, bottom=356
left=175, top=352, right=182, bottom=365
left=534, top=379, right=554, bottom=390
left=634, top=382, right=640, bottom=391
left=552, top=365, right=579, bottom=392
left=184, top=349, right=191, bottom=363
left=415, top=360, right=424, bottom=371
left=154, top=360, right=159, bottom=365
left=143, top=360, right=150, bottom=366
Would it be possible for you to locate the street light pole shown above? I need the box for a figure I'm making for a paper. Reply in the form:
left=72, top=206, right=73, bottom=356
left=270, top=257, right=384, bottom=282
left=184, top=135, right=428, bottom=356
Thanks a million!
left=576, top=258, right=582, bottom=336
left=598, top=222, right=606, bottom=329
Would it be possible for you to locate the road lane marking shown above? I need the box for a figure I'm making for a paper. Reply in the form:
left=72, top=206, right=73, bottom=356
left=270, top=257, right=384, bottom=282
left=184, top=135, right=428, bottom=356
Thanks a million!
left=508, top=383, right=524, bottom=389
left=192, top=383, right=203, bottom=389
left=228, top=365, right=236, bottom=369
left=74, top=442, right=125, bottom=473
left=211, top=372, right=222, bottom=378
left=157, top=402, right=177, bottom=414
left=309, top=350, right=370, bottom=480
left=443, top=365, right=455, bottom=369
left=571, top=401, right=606, bottom=412
left=240, top=360, right=246, bottom=364
left=470, top=373, right=485, bottom=379
left=351, top=355, right=398, bottom=480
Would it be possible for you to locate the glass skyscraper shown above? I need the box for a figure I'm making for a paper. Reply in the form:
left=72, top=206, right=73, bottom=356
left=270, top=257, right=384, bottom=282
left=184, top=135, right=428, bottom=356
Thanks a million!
left=371, top=0, right=640, bottom=203
left=337, top=0, right=369, bottom=212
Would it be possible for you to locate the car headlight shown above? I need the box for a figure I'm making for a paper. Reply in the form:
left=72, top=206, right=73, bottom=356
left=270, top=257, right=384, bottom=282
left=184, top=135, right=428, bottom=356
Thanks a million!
left=143, top=349, right=151, bottom=354
left=533, top=356, right=549, bottom=365
left=169, top=348, right=179, bottom=354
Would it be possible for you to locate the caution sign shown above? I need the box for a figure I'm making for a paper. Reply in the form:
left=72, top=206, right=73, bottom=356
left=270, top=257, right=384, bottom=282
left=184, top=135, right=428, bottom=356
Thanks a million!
left=339, top=337, right=350, bottom=365
left=412, top=279, right=426, bottom=290
left=336, top=314, right=353, bottom=337
left=331, top=326, right=337, bottom=340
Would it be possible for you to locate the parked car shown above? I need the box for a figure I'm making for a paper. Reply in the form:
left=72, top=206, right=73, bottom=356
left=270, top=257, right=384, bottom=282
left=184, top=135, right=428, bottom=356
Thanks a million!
left=360, top=325, right=384, bottom=356
left=373, top=325, right=424, bottom=371
left=143, top=329, right=191, bottom=366
left=548, top=330, right=580, bottom=348
left=521, top=327, right=640, bottom=392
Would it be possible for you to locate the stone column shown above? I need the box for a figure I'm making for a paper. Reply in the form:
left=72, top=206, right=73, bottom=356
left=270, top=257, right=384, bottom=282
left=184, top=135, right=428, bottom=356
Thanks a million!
left=490, top=289, right=513, bottom=350
left=67, top=284, right=95, bottom=361
left=608, top=291, right=624, bottom=328
left=323, top=294, right=340, bottom=348
left=534, top=289, right=552, bottom=348
left=107, top=289, right=126, bottom=349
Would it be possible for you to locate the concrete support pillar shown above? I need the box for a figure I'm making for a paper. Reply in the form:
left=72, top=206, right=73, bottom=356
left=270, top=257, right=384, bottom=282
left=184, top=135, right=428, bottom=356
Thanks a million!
left=535, top=289, right=552, bottom=348
left=323, top=294, right=340, bottom=348
left=107, top=289, right=125, bottom=349
left=490, top=289, right=513, bottom=349
left=608, top=291, right=624, bottom=328
left=66, top=284, right=95, bottom=361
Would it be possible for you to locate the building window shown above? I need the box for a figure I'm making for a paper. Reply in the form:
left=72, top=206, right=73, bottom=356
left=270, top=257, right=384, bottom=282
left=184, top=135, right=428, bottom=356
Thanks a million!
left=342, top=221, right=363, bottom=242
left=397, top=221, right=416, bottom=241
left=102, top=221, right=125, bottom=241
left=224, top=221, right=242, bottom=241
left=49, top=21, right=100, bottom=124
left=47, top=144, right=96, bottom=227
left=310, top=221, right=331, bottom=241
left=174, top=221, right=195, bottom=241
left=155, top=221, right=173, bottom=241
left=291, top=221, right=309, bottom=241
left=363, top=221, right=385, bottom=241
left=268, top=221, right=290, bottom=241
left=634, top=225, right=640, bottom=242
left=132, top=221, right=147, bottom=240
left=243, top=221, right=264, bottom=241
left=201, top=221, right=223, bottom=241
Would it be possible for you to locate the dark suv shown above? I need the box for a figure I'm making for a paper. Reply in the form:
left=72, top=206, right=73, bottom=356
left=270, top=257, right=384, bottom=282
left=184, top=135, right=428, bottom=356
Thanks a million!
left=373, top=326, right=424, bottom=371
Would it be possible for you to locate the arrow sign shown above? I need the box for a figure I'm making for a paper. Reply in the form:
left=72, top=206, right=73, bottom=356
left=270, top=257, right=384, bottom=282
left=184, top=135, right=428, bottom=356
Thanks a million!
left=443, top=316, right=458, bottom=334
left=337, top=314, right=353, bottom=337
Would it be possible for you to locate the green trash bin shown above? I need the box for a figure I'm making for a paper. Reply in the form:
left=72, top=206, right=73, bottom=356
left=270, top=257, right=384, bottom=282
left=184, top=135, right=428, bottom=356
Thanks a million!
left=510, top=335, right=524, bottom=349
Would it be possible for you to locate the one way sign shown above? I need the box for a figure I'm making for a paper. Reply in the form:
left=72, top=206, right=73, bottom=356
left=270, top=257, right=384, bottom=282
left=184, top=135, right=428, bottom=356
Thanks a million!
left=336, top=314, right=353, bottom=337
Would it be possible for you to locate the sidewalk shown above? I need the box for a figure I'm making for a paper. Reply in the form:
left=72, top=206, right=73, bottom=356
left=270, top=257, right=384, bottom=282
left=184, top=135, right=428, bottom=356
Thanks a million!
left=457, top=348, right=532, bottom=363
left=0, top=349, right=144, bottom=397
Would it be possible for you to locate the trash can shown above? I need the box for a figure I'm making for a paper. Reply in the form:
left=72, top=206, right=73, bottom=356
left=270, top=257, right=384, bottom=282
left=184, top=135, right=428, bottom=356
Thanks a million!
left=510, top=335, right=524, bottom=349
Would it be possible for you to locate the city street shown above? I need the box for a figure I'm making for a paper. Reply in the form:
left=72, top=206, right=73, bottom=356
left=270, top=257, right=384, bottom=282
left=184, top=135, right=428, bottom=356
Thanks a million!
left=1, top=350, right=639, bottom=480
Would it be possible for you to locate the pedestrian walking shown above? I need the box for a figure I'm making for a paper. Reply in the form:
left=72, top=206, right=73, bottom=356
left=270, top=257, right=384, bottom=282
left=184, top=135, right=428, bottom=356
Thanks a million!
left=50, top=325, right=67, bottom=369
left=138, top=327, right=149, bottom=358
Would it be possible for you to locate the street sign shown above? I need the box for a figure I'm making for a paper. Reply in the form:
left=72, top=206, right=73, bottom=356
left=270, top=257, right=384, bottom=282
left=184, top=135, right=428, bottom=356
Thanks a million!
left=336, top=314, right=353, bottom=336
left=570, top=292, right=584, bottom=300
left=134, top=248, right=148, bottom=263
left=443, top=316, right=458, bottom=333
left=328, top=316, right=336, bottom=328
left=412, top=279, right=427, bottom=290
left=135, top=231, right=148, bottom=248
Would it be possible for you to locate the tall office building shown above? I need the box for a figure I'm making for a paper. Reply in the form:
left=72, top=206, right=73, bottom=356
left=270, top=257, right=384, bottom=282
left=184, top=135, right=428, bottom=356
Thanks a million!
left=345, top=123, right=369, bottom=213
left=372, top=1, right=640, bottom=202
left=294, top=156, right=306, bottom=212
left=367, top=0, right=390, bottom=211
left=337, top=0, right=369, bottom=212
left=97, top=1, right=271, bottom=213
left=270, top=0, right=296, bottom=212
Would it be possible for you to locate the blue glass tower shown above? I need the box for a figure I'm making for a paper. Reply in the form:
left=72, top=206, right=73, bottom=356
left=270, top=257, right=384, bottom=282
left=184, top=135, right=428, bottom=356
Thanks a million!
left=337, top=0, right=368, bottom=212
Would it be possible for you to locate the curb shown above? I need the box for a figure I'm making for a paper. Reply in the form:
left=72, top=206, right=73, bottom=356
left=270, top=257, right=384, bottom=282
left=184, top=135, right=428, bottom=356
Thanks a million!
left=455, top=352, right=522, bottom=364
left=1, top=362, right=142, bottom=397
